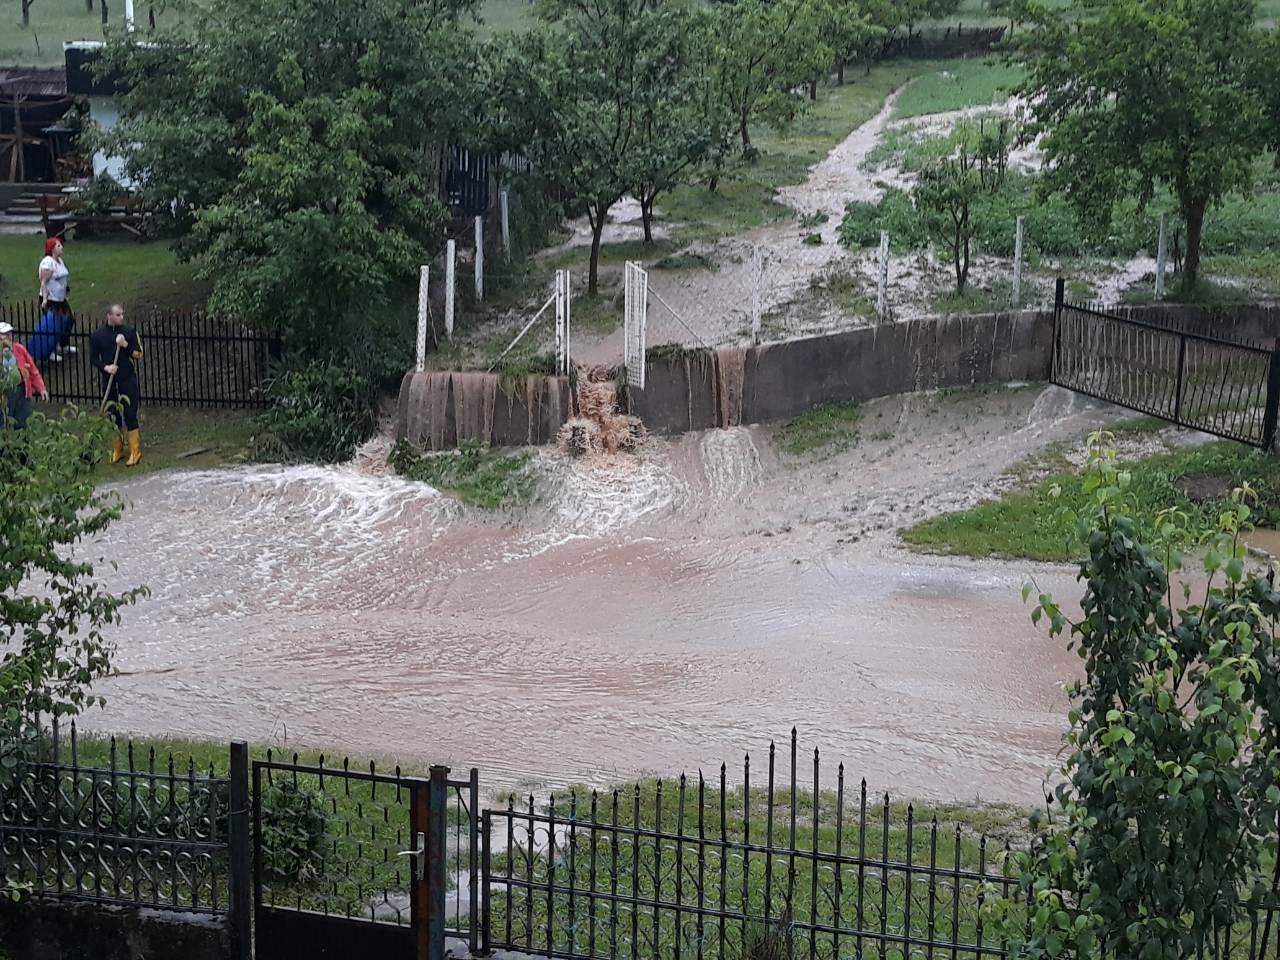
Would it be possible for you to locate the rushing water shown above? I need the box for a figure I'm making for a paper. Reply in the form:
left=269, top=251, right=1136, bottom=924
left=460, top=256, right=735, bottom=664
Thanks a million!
left=81, top=386, right=1115, bottom=804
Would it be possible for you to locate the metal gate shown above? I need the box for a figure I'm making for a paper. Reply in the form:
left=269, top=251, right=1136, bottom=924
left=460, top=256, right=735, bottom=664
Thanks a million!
left=252, top=757, right=478, bottom=960
left=1052, top=280, right=1280, bottom=448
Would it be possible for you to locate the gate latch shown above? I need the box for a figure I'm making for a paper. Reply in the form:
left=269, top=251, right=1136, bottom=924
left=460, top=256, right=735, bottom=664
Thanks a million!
left=397, top=831, right=426, bottom=880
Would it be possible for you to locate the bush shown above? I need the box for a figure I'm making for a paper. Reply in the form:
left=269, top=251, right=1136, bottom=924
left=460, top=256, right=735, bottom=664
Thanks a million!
left=839, top=190, right=929, bottom=250
left=254, top=362, right=378, bottom=464
left=261, top=780, right=328, bottom=886
left=389, top=439, right=533, bottom=509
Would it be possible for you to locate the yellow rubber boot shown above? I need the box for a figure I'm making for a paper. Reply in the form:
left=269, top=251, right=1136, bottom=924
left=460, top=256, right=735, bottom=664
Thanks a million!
left=111, top=435, right=125, bottom=464
left=126, top=429, right=142, bottom=467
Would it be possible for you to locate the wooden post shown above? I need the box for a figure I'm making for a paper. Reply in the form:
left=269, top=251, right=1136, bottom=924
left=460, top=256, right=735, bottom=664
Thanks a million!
left=228, top=742, right=251, bottom=960
left=416, top=265, right=429, bottom=372
left=474, top=216, right=484, bottom=303
left=444, top=239, right=455, bottom=340
left=877, top=231, right=890, bottom=321
left=1155, top=214, right=1168, bottom=300
left=500, top=189, right=511, bottom=261
left=1012, top=216, right=1024, bottom=308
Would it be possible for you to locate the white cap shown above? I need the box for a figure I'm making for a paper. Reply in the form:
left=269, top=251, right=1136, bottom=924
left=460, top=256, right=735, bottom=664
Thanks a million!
left=0, top=322, right=12, bottom=335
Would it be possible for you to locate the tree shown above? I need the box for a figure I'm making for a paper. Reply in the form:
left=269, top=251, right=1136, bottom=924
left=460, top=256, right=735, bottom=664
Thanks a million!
left=100, top=0, right=483, bottom=347
left=816, top=0, right=881, bottom=92
left=703, top=0, right=829, bottom=155
left=1010, top=0, right=1268, bottom=288
left=999, top=434, right=1280, bottom=960
left=0, top=402, right=145, bottom=772
left=916, top=149, right=985, bottom=292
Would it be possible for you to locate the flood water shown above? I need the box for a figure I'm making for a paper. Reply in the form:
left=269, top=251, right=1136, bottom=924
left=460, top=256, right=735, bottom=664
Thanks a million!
left=82, top=386, right=1113, bottom=805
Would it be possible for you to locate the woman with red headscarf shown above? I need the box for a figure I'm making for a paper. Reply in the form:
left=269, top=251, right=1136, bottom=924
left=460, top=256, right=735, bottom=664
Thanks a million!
left=34, top=236, right=75, bottom=363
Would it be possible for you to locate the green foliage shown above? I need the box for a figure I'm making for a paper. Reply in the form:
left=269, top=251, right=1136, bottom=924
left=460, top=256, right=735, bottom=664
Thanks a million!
left=1010, top=0, right=1272, bottom=286
left=772, top=401, right=862, bottom=456
left=995, top=434, right=1280, bottom=960
left=101, top=0, right=481, bottom=342
left=389, top=439, right=534, bottom=509
left=261, top=780, right=329, bottom=886
left=916, top=148, right=993, bottom=291
left=0, top=408, right=145, bottom=776
left=903, top=439, right=1280, bottom=560
left=254, top=362, right=378, bottom=464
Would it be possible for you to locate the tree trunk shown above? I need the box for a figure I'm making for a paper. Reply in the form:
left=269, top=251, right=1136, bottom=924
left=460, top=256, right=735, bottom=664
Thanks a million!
left=588, top=206, right=606, bottom=296
left=87, top=0, right=94, bottom=12
left=641, top=193, right=654, bottom=244
left=1182, top=200, right=1205, bottom=290
left=740, top=110, right=752, bottom=155
left=809, top=80, right=817, bottom=101
left=837, top=59, right=845, bottom=85
left=102, top=0, right=109, bottom=25
left=22, top=0, right=31, bottom=26
left=708, top=171, right=720, bottom=193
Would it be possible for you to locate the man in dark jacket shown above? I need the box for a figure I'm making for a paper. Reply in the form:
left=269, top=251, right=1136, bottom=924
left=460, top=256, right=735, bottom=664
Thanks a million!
left=91, top=304, right=144, bottom=465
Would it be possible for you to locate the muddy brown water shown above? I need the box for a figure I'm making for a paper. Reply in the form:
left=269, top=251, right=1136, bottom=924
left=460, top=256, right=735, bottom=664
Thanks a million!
left=81, top=386, right=1132, bottom=805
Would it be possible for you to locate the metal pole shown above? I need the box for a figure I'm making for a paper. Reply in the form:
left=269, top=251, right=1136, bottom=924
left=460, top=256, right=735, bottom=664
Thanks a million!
left=1263, top=346, right=1280, bottom=452
left=427, top=766, right=450, bottom=960
left=500, top=189, right=511, bottom=262
left=416, top=265, right=429, bottom=372
left=1155, top=213, right=1168, bottom=300
left=228, top=741, right=251, bottom=960
left=444, top=239, right=455, bottom=340
left=1012, top=216, right=1024, bottom=308
left=751, top=243, right=762, bottom=345
left=877, top=231, right=889, bottom=321
left=1052, top=277, right=1065, bottom=383
left=474, top=216, right=484, bottom=303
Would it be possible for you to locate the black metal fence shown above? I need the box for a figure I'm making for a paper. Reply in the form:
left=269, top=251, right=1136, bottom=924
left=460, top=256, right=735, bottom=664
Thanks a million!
left=1052, top=281, right=1280, bottom=448
left=0, top=299, right=275, bottom=408
left=0, top=722, right=241, bottom=916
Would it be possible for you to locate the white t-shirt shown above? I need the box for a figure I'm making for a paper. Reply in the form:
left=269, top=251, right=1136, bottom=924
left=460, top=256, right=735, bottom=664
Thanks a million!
left=39, top=255, right=69, bottom=303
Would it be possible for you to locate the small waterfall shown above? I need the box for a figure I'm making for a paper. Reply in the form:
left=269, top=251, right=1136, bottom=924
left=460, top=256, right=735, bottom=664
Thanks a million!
left=452, top=372, right=498, bottom=445
left=715, top=349, right=746, bottom=428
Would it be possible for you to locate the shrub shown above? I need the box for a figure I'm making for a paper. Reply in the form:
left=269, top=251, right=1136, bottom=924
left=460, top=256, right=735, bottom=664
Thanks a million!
left=254, top=362, right=378, bottom=464
left=389, top=439, right=533, bottom=509
left=261, top=780, right=329, bottom=886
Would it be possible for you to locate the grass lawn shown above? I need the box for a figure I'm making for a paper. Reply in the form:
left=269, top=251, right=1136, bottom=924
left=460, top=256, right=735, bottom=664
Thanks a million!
left=771, top=401, right=862, bottom=456
left=901, top=439, right=1280, bottom=561
left=0, top=237, right=203, bottom=314
left=891, top=58, right=1025, bottom=120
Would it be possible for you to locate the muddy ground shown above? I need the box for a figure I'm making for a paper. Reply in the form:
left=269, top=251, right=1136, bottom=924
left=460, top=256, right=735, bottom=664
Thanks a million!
left=82, top=384, right=1196, bottom=804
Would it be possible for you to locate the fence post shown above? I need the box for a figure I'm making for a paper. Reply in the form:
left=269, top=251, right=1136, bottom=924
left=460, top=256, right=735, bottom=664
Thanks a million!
left=468, top=767, right=480, bottom=955
left=877, top=231, right=890, bottom=322
left=228, top=741, right=251, bottom=960
left=500, top=189, right=511, bottom=262
left=480, top=809, right=492, bottom=955
left=474, top=216, right=484, bottom=303
left=1052, top=277, right=1065, bottom=383
left=1155, top=214, right=1168, bottom=300
left=445, top=240, right=456, bottom=340
left=427, top=766, right=449, bottom=960
left=1263, top=346, right=1280, bottom=452
left=416, top=265, right=429, bottom=372
left=1012, top=216, right=1024, bottom=308
left=751, top=243, right=763, bottom=345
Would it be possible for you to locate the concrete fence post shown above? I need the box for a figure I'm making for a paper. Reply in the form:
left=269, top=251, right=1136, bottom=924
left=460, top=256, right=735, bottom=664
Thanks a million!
left=416, top=265, right=430, bottom=371
left=877, top=231, right=890, bottom=321
left=474, top=216, right=484, bottom=303
left=500, top=189, right=511, bottom=261
left=751, top=243, right=763, bottom=345
left=1155, top=213, right=1168, bottom=300
left=444, top=239, right=456, bottom=340
left=1012, top=216, right=1024, bottom=308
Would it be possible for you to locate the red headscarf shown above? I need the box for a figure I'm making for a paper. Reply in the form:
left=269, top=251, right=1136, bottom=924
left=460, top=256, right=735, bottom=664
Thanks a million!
left=44, top=237, right=61, bottom=257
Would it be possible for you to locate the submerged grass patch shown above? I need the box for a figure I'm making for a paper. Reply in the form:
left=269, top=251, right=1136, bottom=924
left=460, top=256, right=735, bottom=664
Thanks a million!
left=390, top=439, right=533, bottom=509
left=772, top=401, right=862, bottom=457
left=891, top=59, right=1026, bottom=120
left=902, top=440, right=1280, bottom=561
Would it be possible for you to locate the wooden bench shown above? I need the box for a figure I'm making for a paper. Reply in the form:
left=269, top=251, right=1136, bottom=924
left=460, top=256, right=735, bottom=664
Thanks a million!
left=42, top=192, right=145, bottom=240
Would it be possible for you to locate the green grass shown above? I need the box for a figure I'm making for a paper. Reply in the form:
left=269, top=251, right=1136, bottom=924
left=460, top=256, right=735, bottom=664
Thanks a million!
left=771, top=401, right=861, bottom=457
left=391, top=439, right=534, bottom=509
left=891, top=59, right=1026, bottom=120
left=0, top=237, right=202, bottom=313
left=902, top=441, right=1280, bottom=561
left=661, top=60, right=929, bottom=239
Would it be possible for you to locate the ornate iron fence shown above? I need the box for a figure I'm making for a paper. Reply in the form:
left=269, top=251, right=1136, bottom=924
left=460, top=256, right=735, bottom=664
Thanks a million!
left=0, top=721, right=235, bottom=913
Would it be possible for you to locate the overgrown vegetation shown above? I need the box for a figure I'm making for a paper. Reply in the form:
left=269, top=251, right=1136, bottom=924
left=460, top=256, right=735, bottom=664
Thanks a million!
left=902, top=438, right=1280, bottom=560
left=389, top=439, right=534, bottom=509
left=771, top=401, right=862, bottom=456
left=253, top=363, right=378, bottom=464
left=995, top=435, right=1280, bottom=960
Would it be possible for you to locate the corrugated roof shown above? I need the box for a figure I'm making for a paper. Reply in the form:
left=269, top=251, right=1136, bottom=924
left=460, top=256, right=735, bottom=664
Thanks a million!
left=0, top=67, right=68, bottom=99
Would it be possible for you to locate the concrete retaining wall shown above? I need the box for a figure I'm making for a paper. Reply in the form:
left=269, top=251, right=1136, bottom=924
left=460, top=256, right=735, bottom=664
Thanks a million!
left=394, top=303, right=1279, bottom=448
left=0, top=898, right=229, bottom=960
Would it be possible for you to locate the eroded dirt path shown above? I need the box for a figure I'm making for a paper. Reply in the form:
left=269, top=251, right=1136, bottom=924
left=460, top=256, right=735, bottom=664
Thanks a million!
left=82, top=385, right=1168, bottom=803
